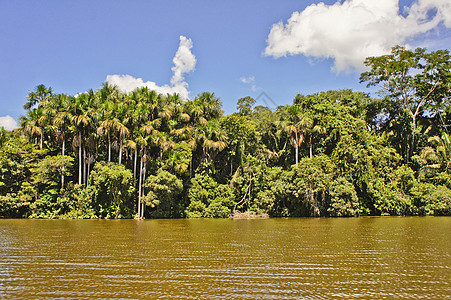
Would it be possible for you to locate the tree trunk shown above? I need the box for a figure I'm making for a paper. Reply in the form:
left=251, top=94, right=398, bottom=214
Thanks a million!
left=141, top=162, right=147, bottom=218
left=61, top=139, right=66, bottom=190
left=295, top=144, right=299, bottom=167
left=309, top=135, right=313, bottom=159
left=86, top=158, right=91, bottom=186
left=133, top=148, right=137, bottom=180
left=78, top=132, right=82, bottom=185
left=108, top=132, right=111, bottom=162
left=138, top=157, right=143, bottom=218
left=83, top=146, right=87, bottom=187
left=410, top=114, right=417, bottom=161
left=119, top=139, right=123, bottom=165
left=40, top=132, right=43, bottom=150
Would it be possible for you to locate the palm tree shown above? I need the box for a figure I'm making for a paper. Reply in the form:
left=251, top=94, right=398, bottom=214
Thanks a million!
left=45, top=94, right=72, bottom=156
left=190, top=92, right=223, bottom=126
left=20, top=108, right=45, bottom=149
left=42, top=93, right=73, bottom=188
left=113, top=102, right=130, bottom=165
left=70, top=93, right=94, bottom=185
left=283, top=104, right=313, bottom=167
left=135, top=132, right=150, bottom=219
left=96, top=83, right=122, bottom=162
left=422, top=132, right=451, bottom=173
left=24, top=84, right=53, bottom=110
left=195, top=119, right=228, bottom=164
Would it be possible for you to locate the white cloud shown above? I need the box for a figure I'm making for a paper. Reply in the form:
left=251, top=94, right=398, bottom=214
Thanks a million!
left=240, top=75, right=260, bottom=92
left=265, top=0, right=451, bottom=72
left=171, top=36, right=197, bottom=87
left=240, top=76, right=255, bottom=84
left=106, top=35, right=196, bottom=99
left=0, top=115, right=18, bottom=131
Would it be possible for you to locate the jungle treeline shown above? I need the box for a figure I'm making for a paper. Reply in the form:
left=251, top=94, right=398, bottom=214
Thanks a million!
left=1, top=46, right=450, bottom=218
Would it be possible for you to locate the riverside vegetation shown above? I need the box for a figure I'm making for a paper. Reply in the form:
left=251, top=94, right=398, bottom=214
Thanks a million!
left=0, top=46, right=450, bottom=219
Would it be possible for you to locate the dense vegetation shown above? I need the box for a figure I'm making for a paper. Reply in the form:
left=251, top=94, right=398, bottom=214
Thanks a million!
left=1, top=46, right=450, bottom=218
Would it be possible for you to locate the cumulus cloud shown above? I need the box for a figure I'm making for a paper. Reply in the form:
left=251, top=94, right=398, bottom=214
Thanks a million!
left=106, top=36, right=196, bottom=99
left=171, top=36, right=197, bottom=87
left=0, top=115, right=18, bottom=131
left=265, top=0, right=451, bottom=72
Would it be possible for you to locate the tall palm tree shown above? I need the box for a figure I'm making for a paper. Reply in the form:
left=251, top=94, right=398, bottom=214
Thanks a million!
left=283, top=104, right=313, bottom=167
left=20, top=108, right=45, bottom=149
left=70, top=92, right=94, bottom=185
left=135, top=132, right=150, bottom=219
left=195, top=119, right=228, bottom=164
left=24, top=84, right=53, bottom=111
left=42, top=93, right=73, bottom=188
left=46, top=94, right=72, bottom=156
left=97, top=98, right=118, bottom=163
left=113, top=102, right=130, bottom=165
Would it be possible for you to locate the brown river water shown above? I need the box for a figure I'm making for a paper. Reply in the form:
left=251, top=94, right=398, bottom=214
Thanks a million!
left=0, top=217, right=449, bottom=299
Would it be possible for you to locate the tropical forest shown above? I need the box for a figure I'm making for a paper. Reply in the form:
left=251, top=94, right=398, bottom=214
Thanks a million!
left=0, top=46, right=450, bottom=219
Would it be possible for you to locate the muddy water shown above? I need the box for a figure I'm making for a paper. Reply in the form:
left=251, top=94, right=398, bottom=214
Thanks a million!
left=0, top=217, right=449, bottom=299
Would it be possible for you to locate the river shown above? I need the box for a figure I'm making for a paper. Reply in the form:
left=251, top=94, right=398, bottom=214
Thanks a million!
left=0, top=217, right=449, bottom=299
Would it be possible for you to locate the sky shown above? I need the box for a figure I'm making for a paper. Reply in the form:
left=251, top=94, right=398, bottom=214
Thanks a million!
left=1, top=0, right=450, bottom=130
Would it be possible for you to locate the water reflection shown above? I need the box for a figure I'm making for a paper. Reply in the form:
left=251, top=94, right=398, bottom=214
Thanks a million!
left=0, top=217, right=449, bottom=299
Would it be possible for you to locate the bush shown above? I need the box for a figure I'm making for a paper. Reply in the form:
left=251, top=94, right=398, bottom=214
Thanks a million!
left=186, top=173, right=235, bottom=218
left=411, top=182, right=451, bottom=216
left=88, top=162, right=135, bottom=218
left=143, top=169, right=183, bottom=218
left=328, top=177, right=359, bottom=217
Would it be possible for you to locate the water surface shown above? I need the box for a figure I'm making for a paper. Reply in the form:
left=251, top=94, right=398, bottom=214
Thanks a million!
left=0, top=217, right=449, bottom=299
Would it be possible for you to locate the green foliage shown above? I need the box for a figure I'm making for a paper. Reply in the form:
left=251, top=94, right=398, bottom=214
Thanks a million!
left=186, top=173, right=235, bottom=217
left=3, top=50, right=450, bottom=219
left=30, top=155, right=74, bottom=189
left=252, top=166, right=293, bottom=216
left=164, top=142, right=192, bottom=177
left=53, top=183, right=96, bottom=219
left=328, top=177, right=359, bottom=217
left=411, top=183, right=451, bottom=216
left=143, top=169, right=183, bottom=218
left=291, top=155, right=335, bottom=216
left=360, top=46, right=451, bottom=161
left=0, top=191, right=32, bottom=218
left=236, top=96, right=255, bottom=116
left=27, top=155, right=74, bottom=218
left=368, top=166, right=415, bottom=216
left=88, top=162, right=135, bottom=218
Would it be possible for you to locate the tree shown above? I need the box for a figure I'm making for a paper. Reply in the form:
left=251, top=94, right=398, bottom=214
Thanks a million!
left=328, top=177, right=359, bottom=217
left=220, top=114, right=257, bottom=176
left=0, top=134, right=46, bottom=217
left=29, top=155, right=74, bottom=217
left=88, top=162, right=135, bottom=218
left=70, top=93, right=94, bottom=185
left=360, top=46, right=451, bottom=160
left=186, top=173, right=235, bottom=218
left=142, top=169, right=183, bottom=218
left=237, top=96, right=255, bottom=116
left=194, top=119, right=228, bottom=169
left=0, top=128, right=6, bottom=147
left=282, top=104, right=313, bottom=167
left=24, top=84, right=53, bottom=111
left=30, top=155, right=74, bottom=191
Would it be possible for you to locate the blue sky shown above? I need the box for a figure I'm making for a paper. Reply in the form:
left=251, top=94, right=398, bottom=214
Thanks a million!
left=1, top=0, right=450, bottom=129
